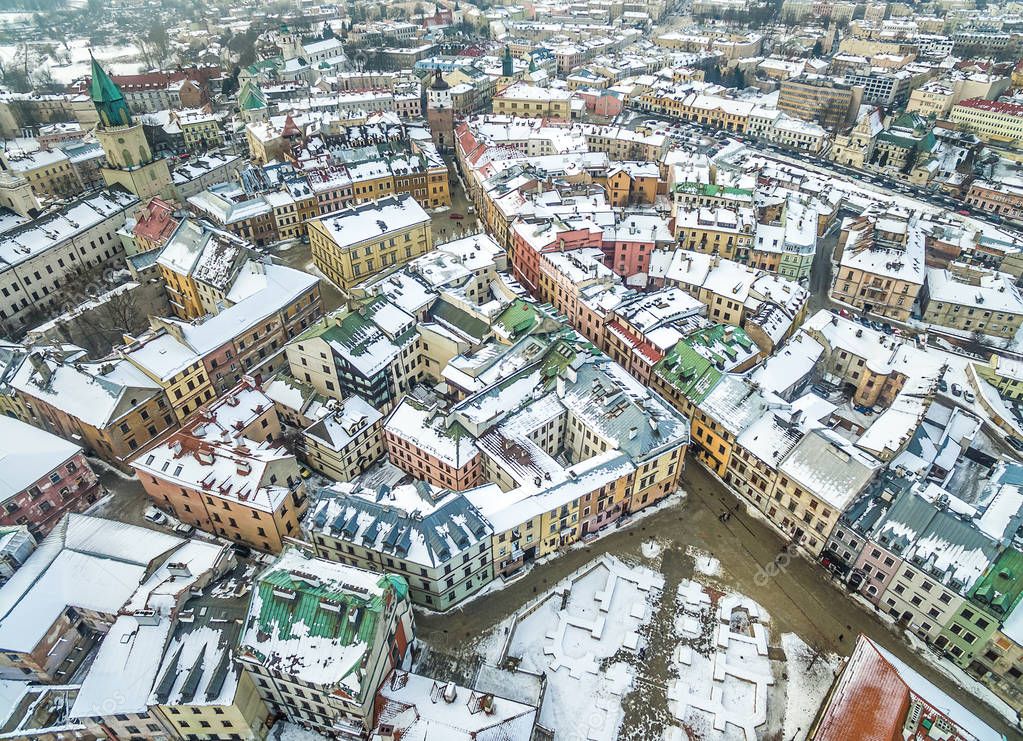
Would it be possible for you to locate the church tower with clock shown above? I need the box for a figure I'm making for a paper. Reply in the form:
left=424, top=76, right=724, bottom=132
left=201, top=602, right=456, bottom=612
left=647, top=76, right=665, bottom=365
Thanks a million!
left=90, top=55, right=173, bottom=203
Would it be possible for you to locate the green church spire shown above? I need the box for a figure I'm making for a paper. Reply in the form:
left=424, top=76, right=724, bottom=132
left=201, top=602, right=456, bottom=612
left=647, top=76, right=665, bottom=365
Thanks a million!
left=502, top=45, right=513, bottom=77
left=90, top=54, right=133, bottom=127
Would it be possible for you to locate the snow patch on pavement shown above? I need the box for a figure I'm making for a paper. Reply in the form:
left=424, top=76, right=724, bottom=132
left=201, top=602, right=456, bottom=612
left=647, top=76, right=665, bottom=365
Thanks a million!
left=780, top=633, right=840, bottom=741
left=642, top=539, right=663, bottom=559
left=686, top=545, right=722, bottom=578
left=504, top=554, right=664, bottom=740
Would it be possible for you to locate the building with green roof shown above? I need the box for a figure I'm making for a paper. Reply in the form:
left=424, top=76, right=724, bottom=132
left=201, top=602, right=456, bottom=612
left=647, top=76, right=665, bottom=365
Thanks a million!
left=939, top=546, right=1023, bottom=669
left=90, top=55, right=174, bottom=201
left=286, top=298, right=421, bottom=411
left=673, top=180, right=755, bottom=211
left=650, top=334, right=725, bottom=412
left=237, top=547, right=413, bottom=737
left=90, top=54, right=133, bottom=128
left=238, top=79, right=269, bottom=123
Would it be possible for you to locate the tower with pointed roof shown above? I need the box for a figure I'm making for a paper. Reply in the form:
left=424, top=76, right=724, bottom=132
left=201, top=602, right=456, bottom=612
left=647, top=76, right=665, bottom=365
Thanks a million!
left=237, top=79, right=269, bottom=124
left=426, top=70, right=454, bottom=151
left=90, top=56, right=133, bottom=128
left=502, top=45, right=514, bottom=77
left=91, top=55, right=173, bottom=204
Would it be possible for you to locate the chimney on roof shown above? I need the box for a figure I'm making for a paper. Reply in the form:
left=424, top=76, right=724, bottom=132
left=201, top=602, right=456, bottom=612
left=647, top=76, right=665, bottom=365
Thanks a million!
left=27, top=352, right=52, bottom=386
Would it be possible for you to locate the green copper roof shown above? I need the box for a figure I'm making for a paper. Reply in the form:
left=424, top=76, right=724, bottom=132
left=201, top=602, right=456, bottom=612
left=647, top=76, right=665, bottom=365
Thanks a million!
left=653, top=338, right=723, bottom=404
left=674, top=181, right=753, bottom=198
left=239, top=80, right=267, bottom=111
left=432, top=299, right=490, bottom=341
left=494, top=299, right=539, bottom=337
left=90, top=55, right=132, bottom=127
left=969, top=547, right=1023, bottom=617
left=248, top=566, right=389, bottom=683
left=246, top=57, right=283, bottom=75
left=89, top=55, right=122, bottom=104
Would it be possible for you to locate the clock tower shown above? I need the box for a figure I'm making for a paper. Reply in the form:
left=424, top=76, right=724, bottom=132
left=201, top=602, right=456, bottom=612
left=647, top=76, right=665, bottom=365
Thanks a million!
left=90, top=55, right=174, bottom=203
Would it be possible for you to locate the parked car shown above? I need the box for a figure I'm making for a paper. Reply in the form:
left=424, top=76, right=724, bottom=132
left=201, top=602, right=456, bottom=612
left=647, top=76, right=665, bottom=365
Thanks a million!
left=144, top=507, right=169, bottom=526
left=174, top=522, right=195, bottom=536
left=963, top=390, right=976, bottom=403
left=299, top=466, right=313, bottom=479
left=951, top=383, right=962, bottom=397
left=938, top=379, right=948, bottom=392
left=450, top=213, right=464, bottom=220
left=853, top=404, right=874, bottom=415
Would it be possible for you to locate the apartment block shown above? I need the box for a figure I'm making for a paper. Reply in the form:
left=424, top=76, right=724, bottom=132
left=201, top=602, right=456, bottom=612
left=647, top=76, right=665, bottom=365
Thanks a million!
left=492, top=82, right=573, bottom=119
left=302, top=395, right=385, bottom=482
left=949, top=98, right=1023, bottom=145
left=674, top=207, right=755, bottom=261
left=237, top=548, right=414, bottom=737
left=0, top=188, right=138, bottom=335
left=830, top=206, right=925, bottom=322
left=778, top=75, right=861, bottom=131
left=286, top=298, right=423, bottom=412
left=11, top=350, right=177, bottom=471
left=0, top=417, right=101, bottom=539
left=132, top=378, right=308, bottom=553
left=307, top=481, right=494, bottom=610
left=965, top=179, right=1023, bottom=221
left=309, top=194, right=433, bottom=291
left=922, top=265, right=1023, bottom=339
left=120, top=259, right=322, bottom=416
left=0, top=147, right=81, bottom=201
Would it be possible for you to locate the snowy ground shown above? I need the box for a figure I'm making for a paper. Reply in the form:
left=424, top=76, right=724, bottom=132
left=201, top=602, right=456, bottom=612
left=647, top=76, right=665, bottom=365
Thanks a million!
left=268, top=721, right=328, bottom=741
left=780, top=634, right=842, bottom=741
left=665, top=582, right=774, bottom=740
left=0, top=40, right=145, bottom=85
left=504, top=554, right=663, bottom=740
left=472, top=552, right=832, bottom=741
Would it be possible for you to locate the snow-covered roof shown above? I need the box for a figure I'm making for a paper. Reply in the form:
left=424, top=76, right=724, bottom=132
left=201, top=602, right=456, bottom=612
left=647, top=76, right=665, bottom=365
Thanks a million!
left=312, top=193, right=429, bottom=250
left=0, top=515, right=182, bottom=654
left=0, top=417, right=81, bottom=502
left=926, top=266, right=1023, bottom=315
left=304, top=395, right=382, bottom=451
left=238, top=547, right=399, bottom=691
left=0, top=189, right=137, bottom=271
left=375, top=670, right=537, bottom=740
left=385, top=397, right=479, bottom=469
left=779, top=428, right=880, bottom=511
left=72, top=614, right=172, bottom=717
left=11, top=351, right=164, bottom=429
left=308, top=482, right=491, bottom=568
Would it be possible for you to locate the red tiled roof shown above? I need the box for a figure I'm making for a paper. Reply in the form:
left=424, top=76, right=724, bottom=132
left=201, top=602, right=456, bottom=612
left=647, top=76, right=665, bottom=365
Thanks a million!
left=281, top=115, right=303, bottom=139
left=812, top=637, right=910, bottom=741
left=68, top=67, right=219, bottom=94
left=955, top=97, right=1023, bottom=116
left=133, top=198, right=180, bottom=244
